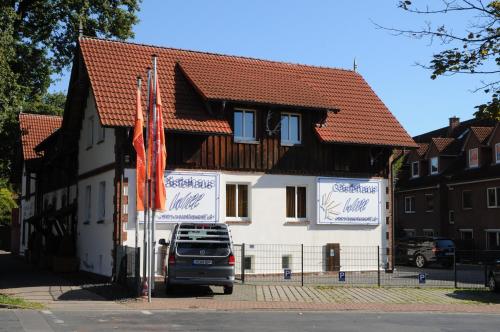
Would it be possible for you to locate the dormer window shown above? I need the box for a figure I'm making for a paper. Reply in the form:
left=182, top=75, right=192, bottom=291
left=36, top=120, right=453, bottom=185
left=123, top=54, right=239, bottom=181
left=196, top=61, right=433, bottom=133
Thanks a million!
left=234, top=109, right=256, bottom=142
left=281, top=113, right=301, bottom=145
left=495, top=143, right=500, bottom=164
left=411, top=161, right=419, bottom=178
left=430, top=157, right=438, bottom=175
left=468, top=148, right=478, bottom=168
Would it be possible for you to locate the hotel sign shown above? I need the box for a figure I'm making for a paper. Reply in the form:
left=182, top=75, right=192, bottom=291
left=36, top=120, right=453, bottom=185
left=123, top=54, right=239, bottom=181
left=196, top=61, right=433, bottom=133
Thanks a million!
left=317, top=177, right=381, bottom=225
left=138, top=171, right=219, bottom=223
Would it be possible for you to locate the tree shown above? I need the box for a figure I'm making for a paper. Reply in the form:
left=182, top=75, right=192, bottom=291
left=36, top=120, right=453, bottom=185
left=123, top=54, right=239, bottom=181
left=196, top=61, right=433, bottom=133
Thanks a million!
left=379, top=0, right=499, bottom=119
left=0, top=0, right=141, bottom=182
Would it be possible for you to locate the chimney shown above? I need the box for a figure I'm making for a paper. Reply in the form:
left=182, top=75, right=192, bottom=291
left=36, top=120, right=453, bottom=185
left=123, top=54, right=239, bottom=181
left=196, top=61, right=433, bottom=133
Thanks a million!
left=448, top=116, right=460, bottom=136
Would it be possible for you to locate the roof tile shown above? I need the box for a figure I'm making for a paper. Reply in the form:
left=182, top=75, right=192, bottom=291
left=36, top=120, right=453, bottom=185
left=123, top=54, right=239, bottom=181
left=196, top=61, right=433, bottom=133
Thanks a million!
left=19, top=113, right=62, bottom=160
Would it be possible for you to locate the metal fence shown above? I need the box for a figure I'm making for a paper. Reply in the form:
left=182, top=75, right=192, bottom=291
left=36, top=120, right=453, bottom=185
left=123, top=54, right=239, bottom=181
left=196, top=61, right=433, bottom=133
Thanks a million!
left=233, top=244, right=499, bottom=289
left=116, top=245, right=141, bottom=296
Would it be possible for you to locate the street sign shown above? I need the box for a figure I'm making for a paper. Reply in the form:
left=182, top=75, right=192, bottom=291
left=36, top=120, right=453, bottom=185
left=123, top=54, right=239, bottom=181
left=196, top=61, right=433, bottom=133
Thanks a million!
left=339, top=271, right=346, bottom=282
left=284, top=268, right=292, bottom=280
left=418, top=272, right=426, bottom=284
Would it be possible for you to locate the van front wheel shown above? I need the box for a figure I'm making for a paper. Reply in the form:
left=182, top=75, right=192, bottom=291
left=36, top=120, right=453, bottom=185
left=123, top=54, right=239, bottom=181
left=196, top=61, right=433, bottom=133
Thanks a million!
left=223, top=286, right=233, bottom=295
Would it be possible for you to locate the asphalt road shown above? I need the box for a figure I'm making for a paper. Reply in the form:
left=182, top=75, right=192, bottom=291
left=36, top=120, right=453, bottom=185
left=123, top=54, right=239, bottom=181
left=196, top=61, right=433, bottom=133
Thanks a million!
left=2, top=309, right=500, bottom=332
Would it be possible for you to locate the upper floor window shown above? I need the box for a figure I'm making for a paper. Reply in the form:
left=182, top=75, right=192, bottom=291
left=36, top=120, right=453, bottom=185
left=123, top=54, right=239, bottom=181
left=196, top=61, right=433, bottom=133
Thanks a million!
left=424, top=194, right=434, bottom=212
left=487, top=187, right=500, bottom=208
left=430, top=157, right=439, bottom=175
left=97, top=181, right=106, bottom=222
left=86, top=116, right=94, bottom=148
left=281, top=113, right=301, bottom=145
left=234, top=109, right=256, bottom=142
left=495, top=143, right=500, bottom=164
left=97, top=121, right=105, bottom=143
left=286, top=186, right=307, bottom=220
left=84, top=185, right=91, bottom=223
left=226, top=183, right=249, bottom=220
left=462, top=190, right=473, bottom=209
left=468, top=148, right=478, bottom=168
left=404, top=196, right=415, bottom=213
left=411, top=161, right=419, bottom=178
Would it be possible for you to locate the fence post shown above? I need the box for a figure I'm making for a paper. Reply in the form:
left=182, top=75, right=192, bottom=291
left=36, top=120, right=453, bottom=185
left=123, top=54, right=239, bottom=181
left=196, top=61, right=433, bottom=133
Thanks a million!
left=377, top=246, right=381, bottom=287
left=454, top=248, right=457, bottom=288
left=485, top=264, right=489, bottom=288
left=301, top=244, right=304, bottom=287
left=241, top=243, right=245, bottom=284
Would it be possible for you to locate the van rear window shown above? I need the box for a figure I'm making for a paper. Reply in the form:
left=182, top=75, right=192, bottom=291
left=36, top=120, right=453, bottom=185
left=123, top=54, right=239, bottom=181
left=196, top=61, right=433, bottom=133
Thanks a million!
left=176, top=242, right=230, bottom=256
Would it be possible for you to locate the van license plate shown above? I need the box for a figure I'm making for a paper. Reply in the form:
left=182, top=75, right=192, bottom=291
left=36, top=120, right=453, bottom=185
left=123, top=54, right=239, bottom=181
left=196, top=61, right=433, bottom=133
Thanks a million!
left=193, top=259, right=213, bottom=265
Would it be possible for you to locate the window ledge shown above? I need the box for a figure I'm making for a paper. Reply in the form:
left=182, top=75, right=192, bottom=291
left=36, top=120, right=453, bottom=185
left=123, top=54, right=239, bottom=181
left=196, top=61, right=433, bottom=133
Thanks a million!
left=225, top=220, right=251, bottom=225
left=234, top=139, right=259, bottom=145
left=284, top=220, right=310, bottom=226
left=97, top=139, right=105, bottom=145
left=281, top=142, right=302, bottom=147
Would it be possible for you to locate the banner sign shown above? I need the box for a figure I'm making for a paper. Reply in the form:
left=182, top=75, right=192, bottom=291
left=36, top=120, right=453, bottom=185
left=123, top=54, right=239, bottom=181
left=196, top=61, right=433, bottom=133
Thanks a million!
left=138, top=171, right=219, bottom=223
left=317, top=177, right=381, bottom=225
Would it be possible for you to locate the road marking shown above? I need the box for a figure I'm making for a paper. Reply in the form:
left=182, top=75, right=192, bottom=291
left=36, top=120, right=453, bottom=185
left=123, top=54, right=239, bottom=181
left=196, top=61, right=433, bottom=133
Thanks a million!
left=54, top=319, right=65, bottom=324
left=141, top=310, right=153, bottom=315
left=41, top=310, right=52, bottom=315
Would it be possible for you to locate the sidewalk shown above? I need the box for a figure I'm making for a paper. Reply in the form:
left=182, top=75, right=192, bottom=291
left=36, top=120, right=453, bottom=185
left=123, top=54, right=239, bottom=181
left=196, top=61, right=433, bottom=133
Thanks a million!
left=2, top=250, right=500, bottom=313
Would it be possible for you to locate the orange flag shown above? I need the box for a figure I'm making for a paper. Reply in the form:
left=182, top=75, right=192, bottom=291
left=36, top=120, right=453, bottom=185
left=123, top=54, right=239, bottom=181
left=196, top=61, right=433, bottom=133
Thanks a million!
left=132, top=79, right=146, bottom=211
left=153, top=78, right=167, bottom=211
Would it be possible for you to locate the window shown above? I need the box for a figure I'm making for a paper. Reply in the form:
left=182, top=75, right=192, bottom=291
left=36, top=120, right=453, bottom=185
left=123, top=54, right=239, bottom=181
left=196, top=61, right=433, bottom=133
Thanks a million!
left=404, top=229, right=416, bottom=238
left=495, top=143, right=500, bottom=164
left=234, top=109, right=256, bottom=142
left=404, top=196, right=415, bottom=213
left=281, top=113, right=301, bottom=145
left=487, top=231, right=500, bottom=250
left=424, top=194, right=434, bottom=212
left=430, top=157, right=438, bottom=175
left=226, top=184, right=249, bottom=219
left=97, top=181, right=106, bottom=222
left=468, top=148, right=478, bottom=168
left=282, top=255, right=292, bottom=269
left=86, top=116, right=94, bottom=148
left=411, top=161, right=419, bottom=178
left=462, top=190, right=473, bottom=209
left=286, top=186, right=306, bottom=219
left=487, top=187, right=500, bottom=208
left=460, top=230, right=473, bottom=240
left=97, top=121, right=105, bottom=143
left=449, top=210, right=455, bottom=224
left=84, top=185, right=91, bottom=223
left=423, top=229, right=434, bottom=237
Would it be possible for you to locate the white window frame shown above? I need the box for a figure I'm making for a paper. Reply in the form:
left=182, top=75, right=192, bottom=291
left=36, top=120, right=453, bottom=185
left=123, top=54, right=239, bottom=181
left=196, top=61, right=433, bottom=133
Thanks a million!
left=430, top=157, right=439, bottom=175
left=411, top=161, right=419, bottom=178
left=96, top=120, right=105, bottom=143
left=448, top=210, right=455, bottom=224
left=84, top=185, right=91, bottom=224
left=280, top=112, right=302, bottom=145
left=234, top=109, right=256, bottom=142
left=404, top=196, right=415, bottom=213
left=459, top=229, right=473, bottom=240
left=495, top=143, right=500, bottom=164
left=462, top=190, right=473, bottom=210
left=424, top=194, right=434, bottom=212
left=423, top=229, right=435, bottom=237
left=486, top=230, right=500, bottom=249
left=468, top=148, right=479, bottom=168
left=86, top=116, right=94, bottom=148
left=226, top=183, right=250, bottom=221
left=97, top=181, right=106, bottom=222
left=285, top=185, right=307, bottom=221
left=487, top=187, right=500, bottom=208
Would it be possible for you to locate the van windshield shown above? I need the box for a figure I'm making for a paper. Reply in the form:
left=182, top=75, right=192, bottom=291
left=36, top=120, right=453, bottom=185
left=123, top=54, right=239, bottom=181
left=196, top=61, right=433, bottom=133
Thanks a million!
left=176, top=242, right=230, bottom=256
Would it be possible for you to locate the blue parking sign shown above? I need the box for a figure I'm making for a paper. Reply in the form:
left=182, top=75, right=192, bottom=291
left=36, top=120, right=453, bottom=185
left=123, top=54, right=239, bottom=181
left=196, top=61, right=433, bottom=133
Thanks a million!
left=339, top=271, right=346, bottom=282
left=284, top=268, right=292, bottom=280
left=418, top=272, right=426, bottom=284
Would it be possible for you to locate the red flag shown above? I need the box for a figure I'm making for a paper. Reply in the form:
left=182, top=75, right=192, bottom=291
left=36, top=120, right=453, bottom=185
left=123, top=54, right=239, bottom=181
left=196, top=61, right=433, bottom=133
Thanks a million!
left=153, top=78, right=166, bottom=211
left=132, top=79, right=146, bottom=211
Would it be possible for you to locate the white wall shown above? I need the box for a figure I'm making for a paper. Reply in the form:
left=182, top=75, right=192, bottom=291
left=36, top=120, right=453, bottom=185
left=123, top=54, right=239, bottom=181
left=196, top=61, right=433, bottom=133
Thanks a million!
left=77, top=170, right=115, bottom=276
left=123, top=169, right=389, bottom=274
left=78, top=89, right=115, bottom=176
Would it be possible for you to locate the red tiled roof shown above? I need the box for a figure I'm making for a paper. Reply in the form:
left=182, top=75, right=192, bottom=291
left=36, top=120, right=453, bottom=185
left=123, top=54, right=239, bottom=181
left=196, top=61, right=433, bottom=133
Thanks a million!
left=79, top=37, right=416, bottom=147
left=416, top=143, right=429, bottom=157
left=19, top=113, right=62, bottom=160
left=430, top=137, right=459, bottom=155
left=470, top=126, right=493, bottom=144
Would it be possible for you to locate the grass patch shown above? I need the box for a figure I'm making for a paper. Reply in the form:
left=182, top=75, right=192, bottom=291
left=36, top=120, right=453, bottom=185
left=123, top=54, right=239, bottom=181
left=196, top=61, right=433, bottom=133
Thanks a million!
left=0, top=294, right=44, bottom=309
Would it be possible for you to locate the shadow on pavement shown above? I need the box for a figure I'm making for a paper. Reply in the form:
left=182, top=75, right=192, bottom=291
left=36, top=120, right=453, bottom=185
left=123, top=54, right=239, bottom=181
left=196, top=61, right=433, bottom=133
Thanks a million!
left=446, top=289, right=500, bottom=304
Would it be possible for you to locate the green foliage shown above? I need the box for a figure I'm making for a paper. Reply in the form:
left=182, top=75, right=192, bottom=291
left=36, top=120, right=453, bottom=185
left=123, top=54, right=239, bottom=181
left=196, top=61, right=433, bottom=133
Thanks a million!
left=393, top=1, right=499, bottom=119
left=0, top=293, right=44, bottom=309
left=0, top=179, right=16, bottom=225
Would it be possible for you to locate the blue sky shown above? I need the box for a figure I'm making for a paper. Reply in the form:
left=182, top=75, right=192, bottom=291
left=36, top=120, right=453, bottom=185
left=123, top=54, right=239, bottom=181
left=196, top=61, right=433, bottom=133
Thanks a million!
left=50, top=1, right=489, bottom=136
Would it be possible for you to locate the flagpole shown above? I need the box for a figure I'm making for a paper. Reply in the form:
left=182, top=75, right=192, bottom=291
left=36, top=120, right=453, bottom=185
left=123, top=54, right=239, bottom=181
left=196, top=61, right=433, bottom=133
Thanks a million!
left=143, top=68, right=152, bottom=302
left=150, top=55, right=158, bottom=296
left=135, top=76, right=142, bottom=251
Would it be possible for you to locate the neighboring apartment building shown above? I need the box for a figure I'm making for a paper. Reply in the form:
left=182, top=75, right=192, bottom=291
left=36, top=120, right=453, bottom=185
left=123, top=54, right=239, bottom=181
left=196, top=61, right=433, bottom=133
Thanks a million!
left=395, top=117, right=500, bottom=250
left=20, top=37, right=416, bottom=277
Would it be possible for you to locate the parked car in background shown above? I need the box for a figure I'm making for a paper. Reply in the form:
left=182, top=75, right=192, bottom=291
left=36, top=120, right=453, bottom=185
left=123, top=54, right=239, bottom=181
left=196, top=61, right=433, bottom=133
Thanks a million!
left=160, top=223, right=235, bottom=295
left=488, top=260, right=500, bottom=292
left=395, top=237, right=455, bottom=268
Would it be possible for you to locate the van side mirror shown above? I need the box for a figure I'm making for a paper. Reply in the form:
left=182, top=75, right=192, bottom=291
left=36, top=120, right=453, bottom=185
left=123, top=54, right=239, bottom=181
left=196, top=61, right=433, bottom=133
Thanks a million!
left=159, top=238, right=169, bottom=246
